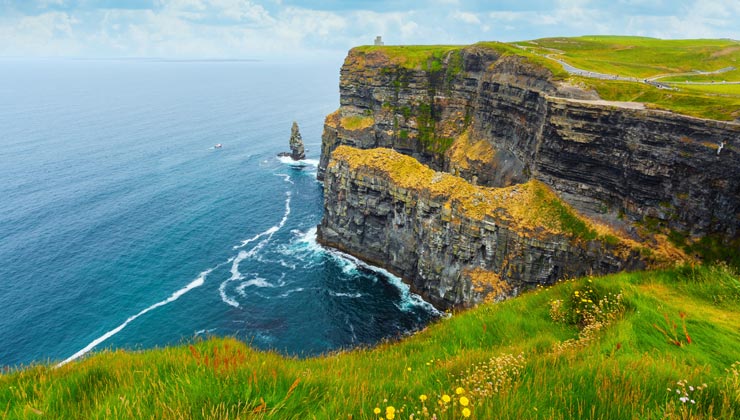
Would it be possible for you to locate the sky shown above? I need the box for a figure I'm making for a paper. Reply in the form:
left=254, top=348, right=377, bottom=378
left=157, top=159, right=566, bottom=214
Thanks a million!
left=0, top=0, right=738, bottom=59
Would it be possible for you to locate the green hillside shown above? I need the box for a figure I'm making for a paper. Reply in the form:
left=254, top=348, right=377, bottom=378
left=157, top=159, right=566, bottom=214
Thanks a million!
left=517, top=36, right=740, bottom=121
left=521, top=36, right=740, bottom=80
left=355, top=37, right=740, bottom=121
left=3, top=264, right=739, bottom=419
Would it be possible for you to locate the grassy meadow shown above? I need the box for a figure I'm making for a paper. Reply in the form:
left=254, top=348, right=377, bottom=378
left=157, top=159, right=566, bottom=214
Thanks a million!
left=518, top=36, right=740, bottom=120
left=355, top=37, right=740, bottom=120
left=2, top=264, right=739, bottom=419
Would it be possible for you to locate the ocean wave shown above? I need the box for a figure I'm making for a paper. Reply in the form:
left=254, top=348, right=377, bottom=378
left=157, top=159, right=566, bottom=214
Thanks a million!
left=232, top=191, right=291, bottom=250
left=57, top=267, right=215, bottom=367
left=275, top=173, right=294, bottom=185
left=328, top=291, right=363, bottom=298
left=277, top=156, right=319, bottom=167
left=220, top=192, right=292, bottom=307
left=278, top=287, right=306, bottom=298
left=289, top=228, right=440, bottom=316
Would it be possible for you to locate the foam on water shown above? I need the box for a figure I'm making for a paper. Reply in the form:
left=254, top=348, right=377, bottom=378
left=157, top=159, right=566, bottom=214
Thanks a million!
left=329, top=291, right=363, bottom=298
left=275, top=173, right=294, bottom=185
left=57, top=267, right=215, bottom=367
left=219, top=191, right=292, bottom=307
left=292, top=227, right=441, bottom=316
left=277, top=156, right=319, bottom=167
left=233, top=191, right=291, bottom=250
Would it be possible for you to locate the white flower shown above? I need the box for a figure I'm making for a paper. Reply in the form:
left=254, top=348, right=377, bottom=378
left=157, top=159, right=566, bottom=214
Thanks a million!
left=689, top=386, right=694, bottom=391
left=691, top=400, right=695, bottom=404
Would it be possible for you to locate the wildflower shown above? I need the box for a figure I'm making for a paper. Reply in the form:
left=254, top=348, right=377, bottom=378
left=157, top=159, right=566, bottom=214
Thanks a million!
left=442, top=394, right=451, bottom=403
left=462, top=407, right=471, bottom=417
left=459, top=396, right=469, bottom=406
left=689, top=386, right=694, bottom=391
left=407, top=367, right=412, bottom=371
left=455, top=387, right=465, bottom=395
left=386, top=413, right=395, bottom=420
left=420, top=394, right=428, bottom=402
left=680, top=397, right=688, bottom=403
left=374, top=407, right=381, bottom=415
left=386, top=406, right=395, bottom=414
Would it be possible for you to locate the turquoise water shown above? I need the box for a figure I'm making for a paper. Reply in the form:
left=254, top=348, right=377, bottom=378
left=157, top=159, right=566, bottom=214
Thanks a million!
left=0, top=59, right=439, bottom=368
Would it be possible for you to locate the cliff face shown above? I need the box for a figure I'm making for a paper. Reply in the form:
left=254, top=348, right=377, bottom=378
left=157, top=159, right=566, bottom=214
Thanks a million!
left=318, top=147, right=665, bottom=309
left=318, top=45, right=740, bottom=241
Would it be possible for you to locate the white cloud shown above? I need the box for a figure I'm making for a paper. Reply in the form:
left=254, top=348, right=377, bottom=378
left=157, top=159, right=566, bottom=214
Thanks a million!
left=0, top=0, right=738, bottom=58
left=0, top=11, right=82, bottom=56
left=453, top=11, right=480, bottom=25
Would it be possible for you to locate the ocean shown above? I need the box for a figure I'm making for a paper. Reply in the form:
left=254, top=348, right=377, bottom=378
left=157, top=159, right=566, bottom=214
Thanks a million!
left=0, top=58, right=439, bottom=368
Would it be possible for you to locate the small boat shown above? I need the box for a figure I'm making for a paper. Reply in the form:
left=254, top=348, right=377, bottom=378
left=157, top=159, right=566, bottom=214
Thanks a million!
left=214, top=143, right=223, bottom=149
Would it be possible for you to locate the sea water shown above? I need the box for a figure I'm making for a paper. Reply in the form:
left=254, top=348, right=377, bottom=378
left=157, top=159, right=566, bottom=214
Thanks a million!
left=0, top=58, right=439, bottom=368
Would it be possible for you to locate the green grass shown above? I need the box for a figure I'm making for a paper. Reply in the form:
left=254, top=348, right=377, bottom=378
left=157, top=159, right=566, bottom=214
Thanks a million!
left=514, top=36, right=740, bottom=120
left=523, top=36, right=740, bottom=80
left=357, top=37, right=740, bottom=121
left=474, top=41, right=570, bottom=79
left=3, top=265, right=740, bottom=419
left=353, top=45, right=463, bottom=71
left=572, top=77, right=740, bottom=120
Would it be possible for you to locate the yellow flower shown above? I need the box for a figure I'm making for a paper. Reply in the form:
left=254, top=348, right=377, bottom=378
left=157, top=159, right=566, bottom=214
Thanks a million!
left=374, top=407, right=381, bottom=415
left=407, top=367, right=412, bottom=371
left=462, top=407, right=471, bottom=417
left=455, top=387, right=465, bottom=395
left=386, top=406, right=395, bottom=414
left=459, top=396, right=469, bottom=406
left=386, top=413, right=395, bottom=420
left=442, top=394, right=451, bottom=403
left=419, top=394, right=428, bottom=402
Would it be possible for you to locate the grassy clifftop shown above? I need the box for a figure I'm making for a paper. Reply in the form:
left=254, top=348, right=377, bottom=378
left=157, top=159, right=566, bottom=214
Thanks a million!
left=3, top=265, right=739, bottom=419
left=349, top=37, right=740, bottom=121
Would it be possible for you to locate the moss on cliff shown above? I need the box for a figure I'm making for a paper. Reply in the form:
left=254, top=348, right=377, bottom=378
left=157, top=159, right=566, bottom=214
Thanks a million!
left=328, top=146, right=662, bottom=259
left=446, top=130, right=496, bottom=172
left=340, top=115, right=375, bottom=130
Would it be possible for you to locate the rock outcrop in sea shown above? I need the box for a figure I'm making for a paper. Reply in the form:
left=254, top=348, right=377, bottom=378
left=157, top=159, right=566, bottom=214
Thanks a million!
left=316, top=44, right=740, bottom=308
left=278, top=121, right=306, bottom=160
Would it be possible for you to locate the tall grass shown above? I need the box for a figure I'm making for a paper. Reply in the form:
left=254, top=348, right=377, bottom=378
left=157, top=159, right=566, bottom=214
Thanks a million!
left=2, top=264, right=739, bottom=419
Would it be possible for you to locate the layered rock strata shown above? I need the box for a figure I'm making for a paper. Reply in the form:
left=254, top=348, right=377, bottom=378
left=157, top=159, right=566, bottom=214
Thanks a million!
left=318, top=146, right=660, bottom=310
left=318, top=45, right=740, bottom=241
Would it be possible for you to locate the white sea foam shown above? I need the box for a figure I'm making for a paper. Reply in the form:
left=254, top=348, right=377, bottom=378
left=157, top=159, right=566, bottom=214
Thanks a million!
left=233, top=192, right=291, bottom=250
left=329, top=291, right=363, bottom=298
left=57, top=268, right=213, bottom=367
left=310, top=232, right=442, bottom=317
left=277, top=156, right=319, bottom=167
left=220, top=192, right=292, bottom=307
left=278, top=287, right=305, bottom=298
left=275, top=173, right=294, bottom=185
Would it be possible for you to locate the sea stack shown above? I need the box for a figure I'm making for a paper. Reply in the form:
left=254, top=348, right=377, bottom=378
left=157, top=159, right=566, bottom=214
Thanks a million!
left=279, top=121, right=306, bottom=161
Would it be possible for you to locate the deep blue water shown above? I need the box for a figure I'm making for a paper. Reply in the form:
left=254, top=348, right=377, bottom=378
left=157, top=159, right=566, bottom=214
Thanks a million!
left=0, top=58, right=439, bottom=368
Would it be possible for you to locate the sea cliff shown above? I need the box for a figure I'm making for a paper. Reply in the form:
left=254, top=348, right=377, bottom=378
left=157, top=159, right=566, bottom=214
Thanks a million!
left=317, top=43, right=739, bottom=308
left=318, top=44, right=740, bottom=239
left=317, top=146, right=671, bottom=309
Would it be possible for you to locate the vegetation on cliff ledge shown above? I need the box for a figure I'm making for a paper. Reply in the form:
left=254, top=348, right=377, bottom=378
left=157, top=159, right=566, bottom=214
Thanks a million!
left=329, top=145, right=681, bottom=263
left=3, top=264, right=739, bottom=419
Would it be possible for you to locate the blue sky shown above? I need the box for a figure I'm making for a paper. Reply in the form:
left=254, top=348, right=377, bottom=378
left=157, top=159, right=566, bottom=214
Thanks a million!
left=0, top=0, right=738, bottom=58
